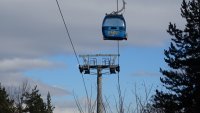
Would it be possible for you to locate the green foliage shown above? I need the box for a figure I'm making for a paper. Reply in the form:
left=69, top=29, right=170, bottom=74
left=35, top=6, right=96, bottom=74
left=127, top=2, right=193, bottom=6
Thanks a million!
left=0, top=84, right=15, bottom=113
left=47, top=92, right=55, bottom=113
left=0, top=83, right=55, bottom=113
left=153, top=0, right=200, bottom=113
left=23, top=86, right=48, bottom=113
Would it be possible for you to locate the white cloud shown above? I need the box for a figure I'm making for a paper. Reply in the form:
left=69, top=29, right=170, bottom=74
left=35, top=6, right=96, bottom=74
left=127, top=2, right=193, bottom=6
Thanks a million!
left=0, top=58, right=68, bottom=96
left=0, top=72, right=70, bottom=96
left=0, top=0, right=184, bottom=59
left=0, top=58, right=62, bottom=72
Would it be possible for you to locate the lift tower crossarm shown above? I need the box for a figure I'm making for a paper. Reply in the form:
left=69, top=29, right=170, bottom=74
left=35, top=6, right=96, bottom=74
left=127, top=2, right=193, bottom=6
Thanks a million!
left=79, top=54, right=119, bottom=74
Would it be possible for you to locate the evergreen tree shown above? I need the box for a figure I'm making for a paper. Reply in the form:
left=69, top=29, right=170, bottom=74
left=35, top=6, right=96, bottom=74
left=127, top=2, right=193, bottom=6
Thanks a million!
left=46, top=92, right=54, bottom=113
left=153, top=0, right=200, bottom=113
left=0, top=83, right=15, bottom=113
left=23, top=86, right=48, bottom=113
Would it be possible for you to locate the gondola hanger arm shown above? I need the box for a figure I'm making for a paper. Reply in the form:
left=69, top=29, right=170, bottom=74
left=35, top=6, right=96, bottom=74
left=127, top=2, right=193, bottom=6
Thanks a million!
left=112, top=0, right=126, bottom=15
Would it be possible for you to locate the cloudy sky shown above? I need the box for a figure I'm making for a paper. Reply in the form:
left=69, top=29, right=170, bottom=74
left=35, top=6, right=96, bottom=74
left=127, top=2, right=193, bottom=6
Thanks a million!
left=0, top=0, right=184, bottom=112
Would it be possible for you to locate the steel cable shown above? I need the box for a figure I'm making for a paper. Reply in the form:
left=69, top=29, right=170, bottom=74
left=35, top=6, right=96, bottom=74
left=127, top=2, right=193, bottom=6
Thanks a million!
left=55, top=0, right=89, bottom=105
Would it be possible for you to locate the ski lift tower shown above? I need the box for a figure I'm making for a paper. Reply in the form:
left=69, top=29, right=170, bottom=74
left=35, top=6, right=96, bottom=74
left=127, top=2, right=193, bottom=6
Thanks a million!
left=79, top=54, right=120, bottom=113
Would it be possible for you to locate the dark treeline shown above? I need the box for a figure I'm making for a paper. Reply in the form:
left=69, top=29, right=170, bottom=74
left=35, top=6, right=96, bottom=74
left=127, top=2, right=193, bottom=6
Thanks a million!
left=152, top=0, right=200, bottom=113
left=0, top=83, right=54, bottom=113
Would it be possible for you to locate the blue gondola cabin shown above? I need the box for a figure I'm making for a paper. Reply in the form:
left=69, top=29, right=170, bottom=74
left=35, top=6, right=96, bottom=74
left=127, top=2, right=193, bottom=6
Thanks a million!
left=102, top=14, right=127, bottom=40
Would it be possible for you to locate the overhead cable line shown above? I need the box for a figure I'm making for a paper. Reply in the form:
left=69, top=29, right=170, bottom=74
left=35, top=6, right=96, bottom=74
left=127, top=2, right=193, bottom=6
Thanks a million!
left=55, top=0, right=89, bottom=103
left=116, top=0, right=123, bottom=111
left=55, top=0, right=80, bottom=64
